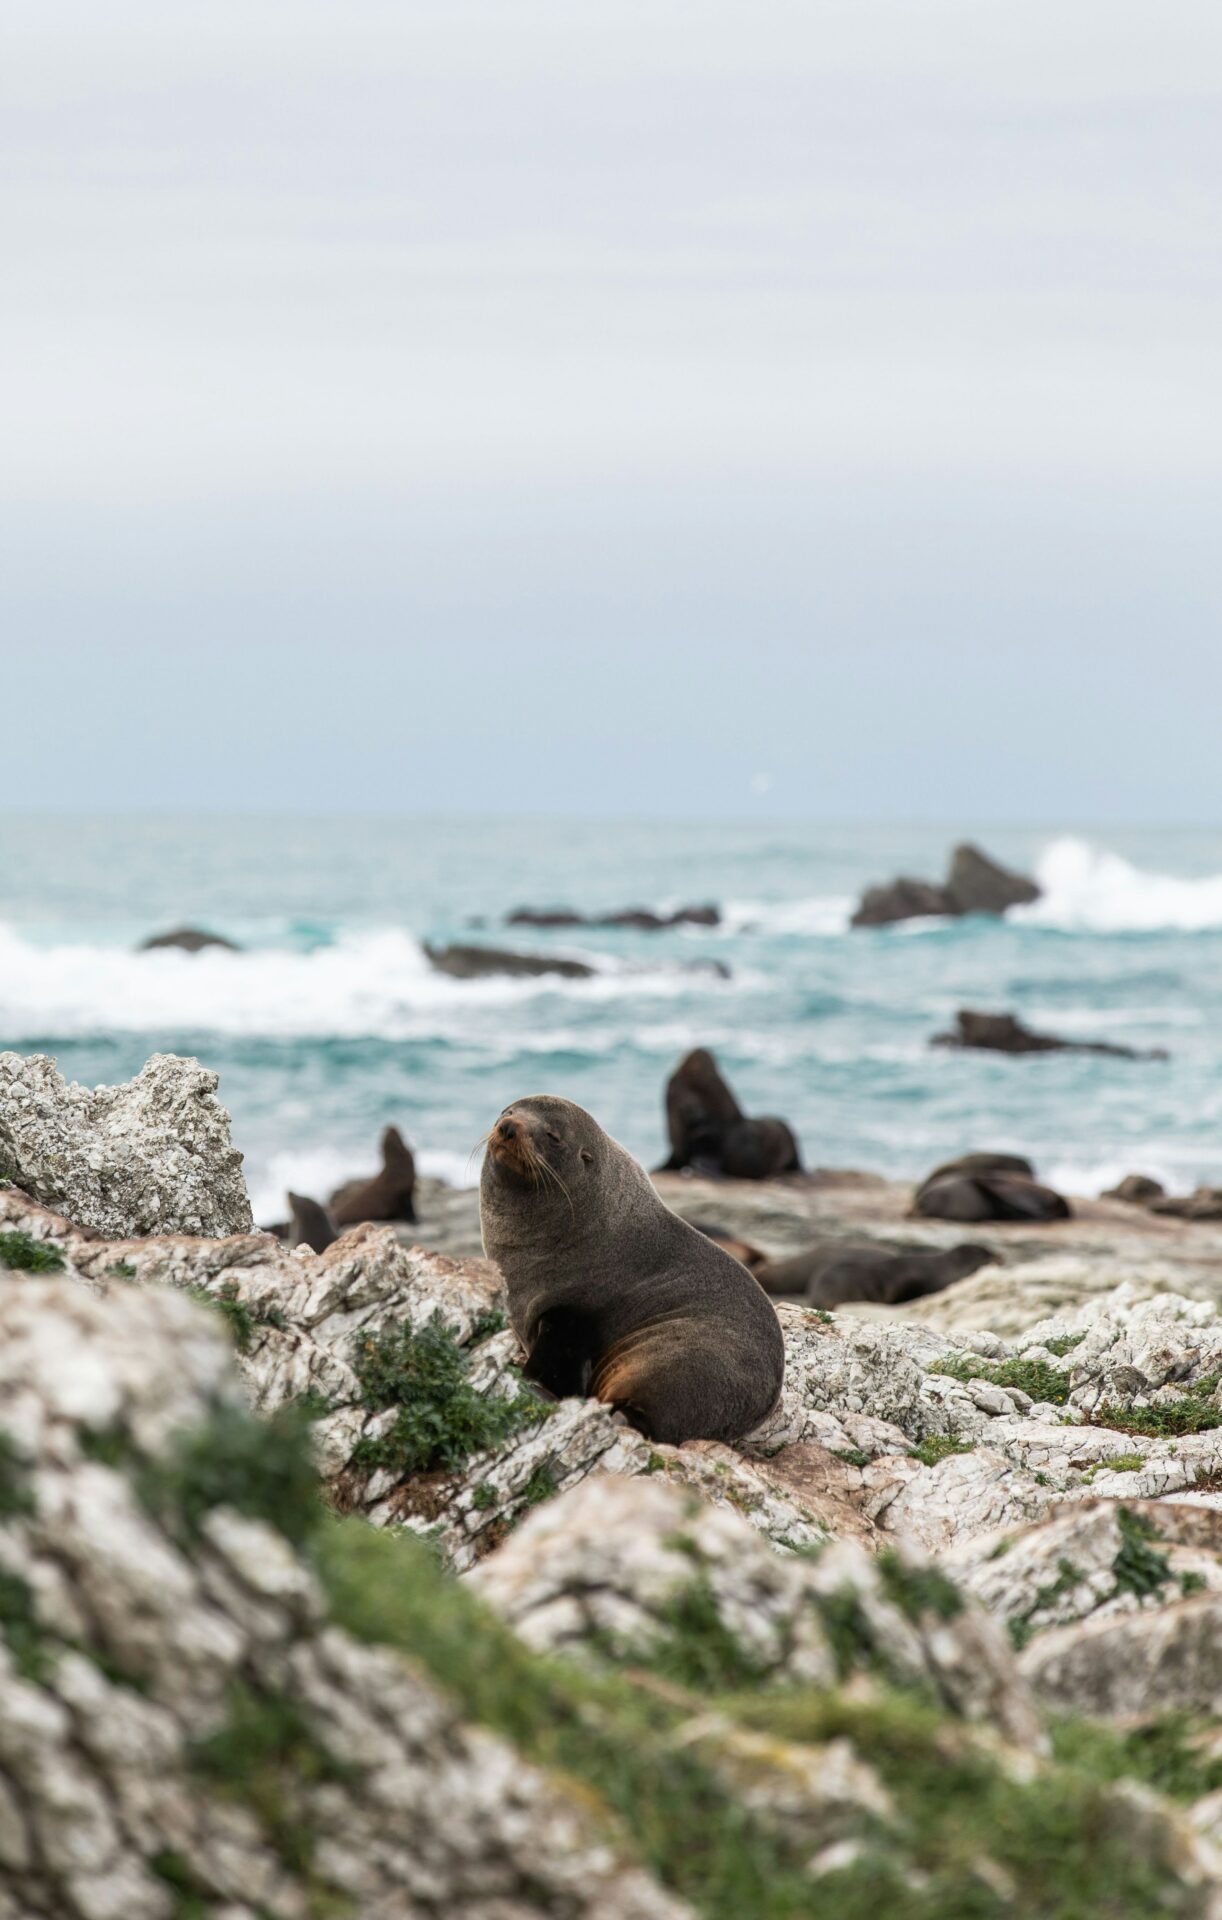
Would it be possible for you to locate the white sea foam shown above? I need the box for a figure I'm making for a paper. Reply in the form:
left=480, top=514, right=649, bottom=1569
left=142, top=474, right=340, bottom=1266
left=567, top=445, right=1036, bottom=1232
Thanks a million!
left=721, top=896, right=853, bottom=936
left=1016, top=838, right=1222, bottom=934
left=0, top=924, right=734, bottom=1041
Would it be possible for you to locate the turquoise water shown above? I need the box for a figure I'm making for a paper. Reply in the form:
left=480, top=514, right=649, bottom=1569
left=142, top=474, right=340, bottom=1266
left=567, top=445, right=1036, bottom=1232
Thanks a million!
left=3, top=814, right=1222, bottom=1222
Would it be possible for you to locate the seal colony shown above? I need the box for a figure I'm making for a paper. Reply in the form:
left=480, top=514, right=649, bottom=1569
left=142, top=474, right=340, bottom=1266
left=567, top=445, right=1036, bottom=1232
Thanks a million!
left=480, top=1094, right=785, bottom=1445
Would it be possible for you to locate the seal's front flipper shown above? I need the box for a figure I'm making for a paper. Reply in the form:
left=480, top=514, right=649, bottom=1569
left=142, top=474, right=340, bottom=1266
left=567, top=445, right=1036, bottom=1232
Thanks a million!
left=523, top=1307, right=597, bottom=1400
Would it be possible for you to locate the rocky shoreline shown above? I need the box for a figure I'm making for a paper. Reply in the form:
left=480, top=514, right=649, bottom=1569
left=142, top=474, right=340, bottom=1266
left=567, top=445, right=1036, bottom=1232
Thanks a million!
left=5, top=1050, right=1222, bottom=1915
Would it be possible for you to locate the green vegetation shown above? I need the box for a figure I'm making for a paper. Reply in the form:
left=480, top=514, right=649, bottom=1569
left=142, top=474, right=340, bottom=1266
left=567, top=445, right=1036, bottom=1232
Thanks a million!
left=469, top=1308, right=508, bottom=1343
left=520, top=1464, right=557, bottom=1509
left=349, top=1313, right=547, bottom=1481
left=929, top=1352, right=1072, bottom=1405
left=149, top=1850, right=210, bottom=1920
left=190, top=1281, right=256, bottom=1353
left=1052, top=1712, right=1222, bottom=1805
left=908, top=1434, right=976, bottom=1469
left=138, top=1402, right=322, bottom=1547
left=1112, top=1507, right=1174, bottom=1602
left=288, top=1387, right=335, bottom=1421
left=832, top=1447, right=873, bottom=1469
left=0, top=1231, right=65, bottom=1274
left=316, top=1516, right=1203, bottom=1920
left=1042, top=1333, right=1086, bottom=1358
left=1008, top=1559, right=1084, bottom=1652
left=471, top=1481, right=499, bottom=1510
left=0, top=1567, right=48, bottom=1681
left=1091, top=1375, right=1222, bottom=1438
left=0, top=1431, right=33, bottom=1520
left=878, top=1551, right=963, bottom=1623
left=1100, top=1453, right=1146, bottom=1474
left=645, top=1574, right=773, bottom=1692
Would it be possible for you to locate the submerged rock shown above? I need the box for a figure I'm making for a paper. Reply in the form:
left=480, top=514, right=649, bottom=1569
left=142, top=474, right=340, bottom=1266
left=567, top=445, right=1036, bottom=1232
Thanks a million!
left=0, top=1051, right=252, bottom=1238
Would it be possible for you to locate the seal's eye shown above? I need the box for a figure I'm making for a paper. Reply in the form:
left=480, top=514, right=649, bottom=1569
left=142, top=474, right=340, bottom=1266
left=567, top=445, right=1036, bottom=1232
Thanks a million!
left=579, top=1148, right=594, bottom=1166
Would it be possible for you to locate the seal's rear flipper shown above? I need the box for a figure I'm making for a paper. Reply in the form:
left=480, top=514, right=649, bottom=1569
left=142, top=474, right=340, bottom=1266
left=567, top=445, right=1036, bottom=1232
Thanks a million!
left=523, top=1307, right=597, bottom=1400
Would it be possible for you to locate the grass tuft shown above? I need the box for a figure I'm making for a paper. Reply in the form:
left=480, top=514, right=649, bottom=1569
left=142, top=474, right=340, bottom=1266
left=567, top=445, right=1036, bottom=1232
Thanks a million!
left=908, top=1434, right=976, bottom=1469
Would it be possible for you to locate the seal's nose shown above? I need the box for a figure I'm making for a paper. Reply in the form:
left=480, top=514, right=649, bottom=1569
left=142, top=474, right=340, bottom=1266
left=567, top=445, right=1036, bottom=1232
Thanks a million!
left=498, top=1117, right=518, bottom=1142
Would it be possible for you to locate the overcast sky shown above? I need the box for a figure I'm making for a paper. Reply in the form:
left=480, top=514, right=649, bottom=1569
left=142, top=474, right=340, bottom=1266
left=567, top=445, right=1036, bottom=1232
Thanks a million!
left=4, top=0, right=1221, bottom=817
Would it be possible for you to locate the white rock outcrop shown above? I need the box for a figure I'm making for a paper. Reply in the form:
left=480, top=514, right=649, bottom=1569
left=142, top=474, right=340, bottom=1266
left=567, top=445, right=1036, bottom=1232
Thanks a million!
left=0, top=1052, right=252, bottom=1238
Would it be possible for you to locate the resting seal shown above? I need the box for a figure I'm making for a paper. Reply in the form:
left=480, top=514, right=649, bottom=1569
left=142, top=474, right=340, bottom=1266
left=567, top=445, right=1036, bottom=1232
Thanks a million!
left=480, top=1095, right=784, bottom=1445
left=330, top=1125, right=418, bottom=1227
left=754, top=1240, right=996, bottom=1307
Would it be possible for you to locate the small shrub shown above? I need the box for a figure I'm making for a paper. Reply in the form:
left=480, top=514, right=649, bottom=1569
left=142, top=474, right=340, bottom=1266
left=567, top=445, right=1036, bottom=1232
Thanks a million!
left=350, top=1314, right=546, bottom=1481
left=1112, top=1507, right=1173, bottom=1602
left=0, top=1231, right=64, bottom=1274
left=106, top=1260, right=137, bottom=1281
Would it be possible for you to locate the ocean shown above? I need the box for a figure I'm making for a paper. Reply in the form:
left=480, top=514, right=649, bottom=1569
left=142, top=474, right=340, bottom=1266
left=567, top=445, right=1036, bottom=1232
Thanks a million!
left=3, top=815, right=1221, bottom=1224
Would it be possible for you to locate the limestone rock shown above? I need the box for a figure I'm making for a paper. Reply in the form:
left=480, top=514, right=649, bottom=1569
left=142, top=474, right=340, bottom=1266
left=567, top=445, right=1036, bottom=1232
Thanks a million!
left=944, top=842, right=1041, bottom=914
left=472, top=1475, right=1043, bottom=1748
left=0, top=1276, right=689, bottom=1920
left=0, top=1052, right=252, bottom=1238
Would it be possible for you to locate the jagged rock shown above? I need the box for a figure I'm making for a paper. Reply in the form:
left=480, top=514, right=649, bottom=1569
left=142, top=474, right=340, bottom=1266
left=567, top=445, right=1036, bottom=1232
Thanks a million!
left=138, top=925, right=241, bottom=953
left=0, top=1053, right=252, bottom=1238
left=943, top=1500, right=1222, bottom=1648
left=1019, top=1591, right=1222, bottom=1719
left=851, top=843, right=1039, bottom=928
left=944, top=842, right=1041, bottom=914
left=0, top=1276, right=689, bottom=1920
left=424, top=942, right=595, bottom=979
left=471, top=1474, right=1043, bottom=1748
left=850, top=876, right=955, bottom=928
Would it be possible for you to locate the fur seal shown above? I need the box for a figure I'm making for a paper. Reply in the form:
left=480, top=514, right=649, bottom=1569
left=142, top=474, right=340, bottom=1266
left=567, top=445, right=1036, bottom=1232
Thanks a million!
left=754, top=1240, right=996, bottom=1306
left=480, top=1095, right=784, bottom=1445
left=330, top=1126, right=418, bottom=1227
left=287, top=1191, right=337, bottom=1253
left=720, top=1116, right=802, bottom=1180
left=656, top=1049, right=802, bottom=1179
left=139, top=926, right=240, bottom=953
left=656, top=1048, right=744, bottom=1173
left=914, top=1171, right=1070, bottom=1224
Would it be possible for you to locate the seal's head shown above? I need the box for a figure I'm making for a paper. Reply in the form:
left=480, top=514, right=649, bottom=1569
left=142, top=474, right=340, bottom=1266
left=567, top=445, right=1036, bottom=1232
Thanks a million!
left=483, top=1095, right=599, bottom=1195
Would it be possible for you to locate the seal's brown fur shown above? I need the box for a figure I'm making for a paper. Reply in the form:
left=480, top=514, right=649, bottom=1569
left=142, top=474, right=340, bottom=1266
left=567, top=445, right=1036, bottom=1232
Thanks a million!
left=480, top=1095, right=784, bottom=1445
left=330, top=1125, right=417, bottom=1226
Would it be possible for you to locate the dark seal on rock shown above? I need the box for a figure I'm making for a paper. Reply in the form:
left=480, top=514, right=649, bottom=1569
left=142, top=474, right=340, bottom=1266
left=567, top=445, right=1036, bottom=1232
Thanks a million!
left=330, top=1126, right=418, bottom=1227
left=656, top=1048, right=744, bottom=1173
left=287, top=1191, right=336, bottom=1253
left=754, top=1240, right=996, bottom=1306
left=480, top=1095, right=784, bottom=1444
left=720, top=1116, right=803, bottom=1180
left=656, top=1048, right=802, bottom=1179
left=139, top=926, right=241, bottom=954
left=914, top=1169, right=1070, bottom=1224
